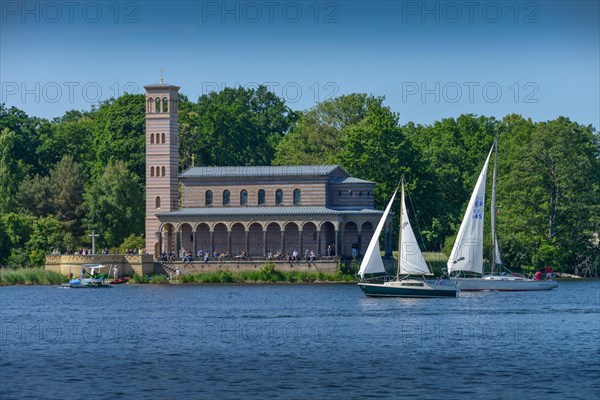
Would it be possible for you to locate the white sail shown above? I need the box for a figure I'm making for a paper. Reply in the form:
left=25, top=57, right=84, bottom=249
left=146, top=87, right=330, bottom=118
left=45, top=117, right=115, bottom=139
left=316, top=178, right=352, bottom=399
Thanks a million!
left=358, top=188, right=398, bottom=278
left=495, top=236, right=503, bottom=265
left=399, top=187, right=431, bottom=275
left=447, top=145, right=494, bottom=274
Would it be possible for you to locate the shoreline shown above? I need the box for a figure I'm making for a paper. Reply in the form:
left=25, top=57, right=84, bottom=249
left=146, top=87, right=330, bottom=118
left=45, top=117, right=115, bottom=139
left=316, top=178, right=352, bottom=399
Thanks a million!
left=1, top=277, right=598, bottom=287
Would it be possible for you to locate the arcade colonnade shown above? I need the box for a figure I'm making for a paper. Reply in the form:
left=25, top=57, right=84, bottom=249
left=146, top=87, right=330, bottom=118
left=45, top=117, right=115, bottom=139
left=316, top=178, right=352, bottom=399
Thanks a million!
left=155, top=219, right=395, bottom=259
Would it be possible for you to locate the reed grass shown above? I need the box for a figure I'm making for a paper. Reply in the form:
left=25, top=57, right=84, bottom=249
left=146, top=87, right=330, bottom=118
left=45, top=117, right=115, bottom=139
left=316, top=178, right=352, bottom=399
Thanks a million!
left=0, top=268, right=67, bottom=286
left=131, top=263, right=355, bottom=284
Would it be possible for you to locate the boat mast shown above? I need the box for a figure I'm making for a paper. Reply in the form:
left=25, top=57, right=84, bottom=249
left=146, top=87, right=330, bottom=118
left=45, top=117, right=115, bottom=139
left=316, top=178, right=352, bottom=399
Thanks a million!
left=397, top=178, right=404, bottom=281
left=490, top=138, right=498, bottom=275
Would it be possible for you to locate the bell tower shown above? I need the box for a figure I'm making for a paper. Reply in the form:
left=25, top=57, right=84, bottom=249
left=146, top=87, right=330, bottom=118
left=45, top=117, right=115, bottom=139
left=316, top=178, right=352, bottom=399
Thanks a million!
left=144, top=81, right=180, bottom=256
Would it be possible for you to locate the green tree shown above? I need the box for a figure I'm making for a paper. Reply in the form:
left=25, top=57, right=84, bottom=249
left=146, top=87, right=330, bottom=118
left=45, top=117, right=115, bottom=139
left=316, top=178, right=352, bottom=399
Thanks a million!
left=84, top=160, right=144, bottom=248
left=120, top=234, right=146, bottom=252
left=16, top=174, right=53, bottom=217
left=0, top=213, right=36, bottom=267
left=25, top=216, right=65, bottom=267
left=49, top=155, right=86, bottom=237
left=404, top=115, right=499, bottom=250
left=0, top=128, right=25, bottom=214
left=499, top=116, right=599, bottom=274
left=273, top=93, right=376, bottom=166
left=180, top=86, right=296, bottom=168
left=90, top=94, right=146, bottom=181
left=37, top=110, right=95, bottom=176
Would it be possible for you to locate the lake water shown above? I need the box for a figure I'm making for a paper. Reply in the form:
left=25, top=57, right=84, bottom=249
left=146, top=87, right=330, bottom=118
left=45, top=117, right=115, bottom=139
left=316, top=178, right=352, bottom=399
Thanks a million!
left=1, top=281, right=599, bottom=399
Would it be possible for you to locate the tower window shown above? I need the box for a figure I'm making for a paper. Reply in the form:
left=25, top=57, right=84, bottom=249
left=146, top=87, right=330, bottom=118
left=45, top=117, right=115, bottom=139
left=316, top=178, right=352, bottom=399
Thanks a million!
left=155, top=196, right=161, bottom=209
left=240, top=190, right=248, bottom=205
left=223, top=190, right=230, bottom=205
left=150, top=133, right=154, bottom=144
left=293, top=188, right=301, bottom=205
left=258, top=189, right=265, bottom=205
left=276, top=189, right=283, bottom=205
left=162, top=133, right=166, bottom=144
left=155, top=97, right=161, bottom=113
left=205, top=190, right=213, bottom=206
left=162, top=166, right=166, bottom=177
left=150, top=167, right=155, bottom=177
left=162, top=97, right=168, bottom=113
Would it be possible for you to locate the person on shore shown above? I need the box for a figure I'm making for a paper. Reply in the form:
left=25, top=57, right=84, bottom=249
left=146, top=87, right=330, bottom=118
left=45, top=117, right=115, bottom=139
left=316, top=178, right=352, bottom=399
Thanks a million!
left=204, top=252, right=210, bottom=263
left=176, top=266, right=180, bottom=281
left=80, top=266, right=86, bottom=280
left=545, top=265, right=553, bottom=279
left=113, top=265, right=118, bottom=279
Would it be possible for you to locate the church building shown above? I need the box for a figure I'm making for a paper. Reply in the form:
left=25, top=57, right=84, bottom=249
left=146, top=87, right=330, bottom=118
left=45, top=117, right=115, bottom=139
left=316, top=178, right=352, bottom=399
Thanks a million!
left=144, top=82, right=391, bottom=260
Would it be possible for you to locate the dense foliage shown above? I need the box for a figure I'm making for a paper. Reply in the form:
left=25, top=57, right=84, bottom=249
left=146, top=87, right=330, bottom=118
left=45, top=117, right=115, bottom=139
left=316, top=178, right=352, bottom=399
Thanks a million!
left=0, top=87, right=598, bottom=275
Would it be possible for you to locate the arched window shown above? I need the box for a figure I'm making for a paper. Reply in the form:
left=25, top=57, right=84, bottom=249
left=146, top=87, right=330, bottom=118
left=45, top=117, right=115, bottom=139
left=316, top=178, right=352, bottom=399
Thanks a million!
left=293, top=188, right=301, bottom=205
left=223, top=190, right=230, bottom=205
left=161, top=133, right=166, bottom=144
left=240, top=190, right=248, bottom=205
left=205, top=190, right=213, bottom=206
left=155, top=196, right=161, bottom=209
left=150, top=133, right=154, bottom=144
left=162, top=97, right=168, bottom=112
left=150, top=166, right=155, bottom=177
left=161, top=166, right=166, bottom=177
left=258, top=189, right=265, bottom=205
left=148, top=98, right=153, bottom=113
left=155, top=97, right=161, bottom=113
left=275, top=189, right=283, bottom=205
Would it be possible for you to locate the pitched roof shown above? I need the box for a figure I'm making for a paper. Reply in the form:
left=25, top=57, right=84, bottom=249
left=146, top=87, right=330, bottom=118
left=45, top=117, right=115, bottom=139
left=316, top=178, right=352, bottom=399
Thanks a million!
left=330, top=177, right=373, bottom=184
left=180, top=165, right=348, bottom=179
left=157, top=206, right=383, bottom=219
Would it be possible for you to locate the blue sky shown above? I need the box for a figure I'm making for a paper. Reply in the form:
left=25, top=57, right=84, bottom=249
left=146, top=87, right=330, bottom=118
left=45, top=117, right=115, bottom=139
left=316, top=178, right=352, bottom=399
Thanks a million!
left=1, top=1, right=598, bottom=128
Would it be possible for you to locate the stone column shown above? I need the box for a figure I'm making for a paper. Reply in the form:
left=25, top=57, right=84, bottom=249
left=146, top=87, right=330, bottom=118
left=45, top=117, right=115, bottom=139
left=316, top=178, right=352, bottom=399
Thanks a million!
left=210, top=230, right=214, bottom=254
left=316, top=229, right=321, bottom=256
left=156, top=232, right=162, bottom=258
left=227, top=230, right=232, bottom=255
left=174, top=231, right=180, bottom=257
left=263, top=229, right=267, bottom=257
left=299, top=230, right=304, bottom=255
left=192, top=231, right=197, bottom=256
left=245, top=230, right=249, bottom=254
left=335, top=229, right=341, bottom=257
left=281, top=230, right=286, bottom=254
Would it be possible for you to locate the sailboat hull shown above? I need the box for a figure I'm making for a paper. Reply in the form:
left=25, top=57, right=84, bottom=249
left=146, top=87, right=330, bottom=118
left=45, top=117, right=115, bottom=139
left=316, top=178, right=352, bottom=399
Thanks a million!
left=358, top=281, right=459, bottom=298
left=451, top=276, right=558, bottom=291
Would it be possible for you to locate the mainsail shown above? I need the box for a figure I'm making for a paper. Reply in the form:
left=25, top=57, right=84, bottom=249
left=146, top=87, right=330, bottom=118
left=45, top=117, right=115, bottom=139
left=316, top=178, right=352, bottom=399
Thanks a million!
left=447, top=145, right=494, bottom=274
left=358, top=188, right=398, bottom=278
left=399, top=186, right=431, bottom=275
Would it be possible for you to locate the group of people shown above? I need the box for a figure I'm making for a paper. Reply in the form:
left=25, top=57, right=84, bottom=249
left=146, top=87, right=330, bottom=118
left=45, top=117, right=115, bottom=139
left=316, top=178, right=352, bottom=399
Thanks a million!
left=265, top=249, right=317, bottom=262
left=326, top=243, right=336, bottom=256
left=161, top=249, right=251, bottom=264
left=534, top=265, right=554, bottom=281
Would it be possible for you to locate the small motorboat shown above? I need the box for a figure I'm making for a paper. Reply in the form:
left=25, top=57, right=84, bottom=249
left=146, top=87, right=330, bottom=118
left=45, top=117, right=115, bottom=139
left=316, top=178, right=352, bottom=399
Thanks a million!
left=109, top=276, right=130, bottom=284
left=62, top=264, right=112, bottom=288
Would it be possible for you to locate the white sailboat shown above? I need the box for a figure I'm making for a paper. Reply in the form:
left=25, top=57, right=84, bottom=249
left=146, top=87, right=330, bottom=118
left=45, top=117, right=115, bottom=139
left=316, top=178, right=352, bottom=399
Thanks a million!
left=447, top=140, right=558, bottom=291
left=358, top=180, right=459, bottom=298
